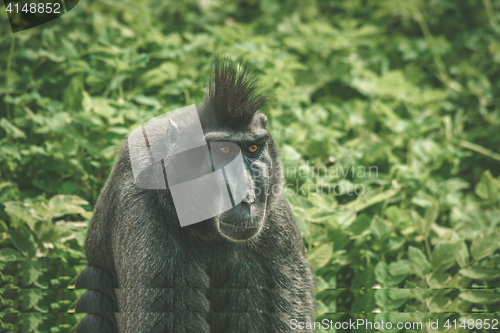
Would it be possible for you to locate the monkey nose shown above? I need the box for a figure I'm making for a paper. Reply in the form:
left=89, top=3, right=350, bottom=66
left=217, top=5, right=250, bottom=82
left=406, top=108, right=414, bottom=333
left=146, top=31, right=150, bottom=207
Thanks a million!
left=242, top=192, right=255, bottom=204
left=241, top=173, right=255, bottom=204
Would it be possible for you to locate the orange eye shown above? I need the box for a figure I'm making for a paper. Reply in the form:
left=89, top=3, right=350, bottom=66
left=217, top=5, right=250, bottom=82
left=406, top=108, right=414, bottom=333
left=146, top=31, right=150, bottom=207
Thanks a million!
left=220, top=146, right=231, bottom=154
left=249, top=145, right=258, bottom=153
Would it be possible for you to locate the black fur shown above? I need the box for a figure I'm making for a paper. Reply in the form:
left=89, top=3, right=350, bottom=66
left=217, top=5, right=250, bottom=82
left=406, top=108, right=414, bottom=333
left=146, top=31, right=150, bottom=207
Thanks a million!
left=75, top=55, right=317, bottom=333
left=203, top=55, right=274, bottom=129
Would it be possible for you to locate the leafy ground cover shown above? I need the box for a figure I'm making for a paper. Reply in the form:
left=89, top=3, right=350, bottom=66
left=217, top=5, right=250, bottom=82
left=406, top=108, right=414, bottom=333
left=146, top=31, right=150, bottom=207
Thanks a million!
left=1, top=0, right=500, bottom=332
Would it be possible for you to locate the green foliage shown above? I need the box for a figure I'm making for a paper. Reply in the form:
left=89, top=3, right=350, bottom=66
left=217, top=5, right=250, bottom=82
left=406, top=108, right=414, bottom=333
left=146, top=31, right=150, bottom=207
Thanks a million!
left=1, top=0, right=500, bottom=331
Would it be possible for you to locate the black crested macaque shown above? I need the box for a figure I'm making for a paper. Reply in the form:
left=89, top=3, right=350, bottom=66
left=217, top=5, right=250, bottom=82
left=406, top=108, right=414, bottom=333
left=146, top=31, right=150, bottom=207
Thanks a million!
left=75, top=55, right=317, bottom=333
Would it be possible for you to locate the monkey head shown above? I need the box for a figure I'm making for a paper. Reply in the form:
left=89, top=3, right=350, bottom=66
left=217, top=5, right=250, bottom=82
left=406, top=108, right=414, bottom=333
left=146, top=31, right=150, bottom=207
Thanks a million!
left=128, top=56, right=278, bottom=242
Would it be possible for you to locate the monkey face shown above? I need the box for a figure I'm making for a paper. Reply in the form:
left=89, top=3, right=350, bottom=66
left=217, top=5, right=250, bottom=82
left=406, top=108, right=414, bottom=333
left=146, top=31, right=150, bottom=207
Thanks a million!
left=129, top=107, right=274, bottom=242
left=201, top=113, right=272, bottom=242
left=211, top=139, right=272, bottom=241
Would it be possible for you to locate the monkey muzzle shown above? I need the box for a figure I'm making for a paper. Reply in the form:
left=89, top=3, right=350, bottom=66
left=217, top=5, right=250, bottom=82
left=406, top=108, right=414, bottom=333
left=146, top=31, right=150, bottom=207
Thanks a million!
left=219, top=202, right=261, bottom=241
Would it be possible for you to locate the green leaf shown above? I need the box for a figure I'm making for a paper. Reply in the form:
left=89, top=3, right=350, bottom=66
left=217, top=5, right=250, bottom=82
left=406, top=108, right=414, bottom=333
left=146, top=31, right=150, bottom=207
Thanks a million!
left=370, top=216, right=391, bottom=241
left=470, top=233, right=499, bottom=260
left=37, top=221, right=72, bottom=243
left=0, top=247, right=26, bottom=261
left=423, top=203, right=439, bottom=233
left=459, top=290, right=500, bottom=305
left=21, top=289, right=48, bottom=312
left=384, top=205, right=400, bottom=223
left=81, top=211, right=93, bottom=220
left=459, top=267, right=500, bottom=281
left=141, top=62, right=179, bottom=87
left=445, top=178, right=470, bottom=192
left=455, top=240, right=470, bottom=268
left=0, top=220, right=8, bottom=232
left=8, top=226, right=37, bottom=258
left=281, top=144, right=302, bottom=164
left=82, top=91, right=93, bottom=112
left=388, top=260, right=410, bottom=276
left=48, top=195, right=89, bottom=218
left=30, top=202, right=53, bottom=220
left=133, top=95, right=161, bottom=110
left=348, top=214, right=371, bottom=235
left=417, top=299, right=431, bottom=312
left=22, top=260, right=44, bottom=287
left=60, top=137, right=79, bottom=155
left=417, top=275, right=431, bottom=289
left=375, top=70, right=415, bottom=100
left=307, top=242, right=333, bottom=269
left=0, top=181, right=14, bottom=191
left=385, top=237, right=405, bottom=251
left=374, top=261, right=407, bottom=287
left=0, top=118, right=27, bottom=139
left=315, top=300, right=330, bottom=312
left=431, top=240, right=464, bottom=270
left=475, top=170, right=499, bottom=202
left=411, top=208, right=431, bottom=237
left=411, top=192, right=436, bottom=208
left=347, top=188, right=400, bottom=212
left=315, top=276, right=330, bottom=289
left=92, top=98, right=116, bottom=118
left=0, top=144, right=21, bottom=160
left=4, top=201, right=39, bottom=224
left=386, top=273, right=408, bottom=287
left=20, top=313, right=43, bottom=332
left=374, top=262, right=388, bottom=284
left=160, top=78, right=193, bottom=96
left=374, top=289, right=388, bottom=308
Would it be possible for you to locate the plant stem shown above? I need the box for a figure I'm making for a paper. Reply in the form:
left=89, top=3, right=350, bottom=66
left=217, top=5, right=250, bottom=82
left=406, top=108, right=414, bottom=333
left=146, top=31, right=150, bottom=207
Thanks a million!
left=6, top=35, right=16, bottom=121
left=457, top=139, right=500, bottom=162
left=424, top=237, right=432, bottom=262
left=444, top=116, right=500, bottom=162
left=413, top=8, right=463, bottom=93
left=413, top=9, right=448, bottom=82
left=482, top=0, right=498, bottom=27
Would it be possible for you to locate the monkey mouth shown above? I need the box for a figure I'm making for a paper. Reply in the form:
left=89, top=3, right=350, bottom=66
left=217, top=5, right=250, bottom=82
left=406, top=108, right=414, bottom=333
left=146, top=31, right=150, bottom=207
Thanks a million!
left=217, top=201, right=264, bottom=241
left=218, top=220, right=260, bottom=241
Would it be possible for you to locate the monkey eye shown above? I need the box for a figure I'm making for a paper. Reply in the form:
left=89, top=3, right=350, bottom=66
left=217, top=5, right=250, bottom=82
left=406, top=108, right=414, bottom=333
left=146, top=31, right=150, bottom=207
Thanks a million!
left=219, top=146, right=231, bottom=154
left=212, top=142, right=238, bottom=158
left=211, top=142, right=240, bottom=169
left=248, top=145, right=258, bottom=153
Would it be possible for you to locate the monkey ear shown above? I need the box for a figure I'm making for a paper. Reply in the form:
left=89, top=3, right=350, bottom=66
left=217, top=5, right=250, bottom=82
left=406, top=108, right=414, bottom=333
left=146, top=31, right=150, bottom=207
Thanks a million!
left=255, top=113, right=268, bottom=129
left=261, top=114, right=268, bottom=128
